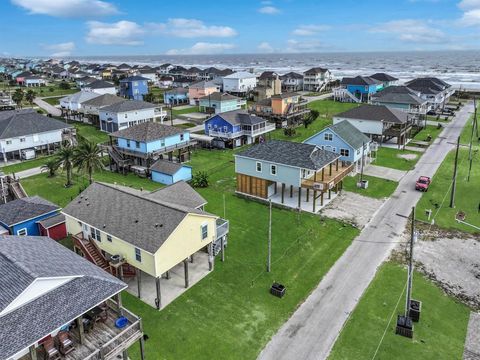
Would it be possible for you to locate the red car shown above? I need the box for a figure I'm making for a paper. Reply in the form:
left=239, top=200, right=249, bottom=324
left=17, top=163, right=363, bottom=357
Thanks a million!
left=415, top=176, right=431, bottom=191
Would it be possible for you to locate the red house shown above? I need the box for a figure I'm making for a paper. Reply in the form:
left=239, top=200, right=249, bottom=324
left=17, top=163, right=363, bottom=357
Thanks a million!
left=38, top=214, right=67, bottom=240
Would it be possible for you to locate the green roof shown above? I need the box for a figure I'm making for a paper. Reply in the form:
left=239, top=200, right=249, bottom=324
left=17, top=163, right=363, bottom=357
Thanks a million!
left=329, top=120, right=371, bottom=149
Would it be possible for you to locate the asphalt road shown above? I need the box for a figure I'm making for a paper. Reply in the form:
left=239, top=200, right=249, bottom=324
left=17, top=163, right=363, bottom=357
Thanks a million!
left=258, top=101, right=474, bottom=360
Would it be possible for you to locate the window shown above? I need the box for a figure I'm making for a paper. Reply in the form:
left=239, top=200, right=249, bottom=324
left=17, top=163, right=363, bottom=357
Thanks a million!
left=135, top=247, right=142, bottom=262
left=20, top=138, right=26, bottom=143
left=340, top=149, right=350, bottom=157
left=201, top=224, right=208, bottom=240
left=126, top=139, right=130, bottom=147
left=180, top=134, right=184, bottom=141
left=270, top=165, right=277, bottom=175
left=256, top=162, right=262, bottom=172
left=160, top=139, right=165, bottom=147
left=90, top=227, right=101, bottom=241
left=17, top=228, right=27, bottom=236
left=124, top=114, right=128, bottom=118
left=324, top=133, right=333, bottom=141
left=135, top=141, right=140, bottom=149
left=357, top=149, right=360, bottom=155
left=107, top=234, right=112, bottom=242
left=6, top=140, right=11, bottom=145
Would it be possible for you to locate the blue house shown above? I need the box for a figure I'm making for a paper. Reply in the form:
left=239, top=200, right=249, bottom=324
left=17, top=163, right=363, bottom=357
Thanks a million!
left=304, top=120, right=372, bottom=173
left=119, top=75, right=149, bottom=101
left=198, top=92, right=245, bottom=114
left=150, top=160, right=192, bottom=185
left=164, top=87, right=189, bottom=105
left=204, top=110, right=275, bottom=148
left=340, top=76, right=382, bottom=102
left=109, top=121, right=193, bottom=173
left=0, top=196, right=61, bottom=236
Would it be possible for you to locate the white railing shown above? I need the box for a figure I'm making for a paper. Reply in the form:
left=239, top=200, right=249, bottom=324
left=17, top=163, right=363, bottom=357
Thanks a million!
left=208, top=124, right=275, bottom=139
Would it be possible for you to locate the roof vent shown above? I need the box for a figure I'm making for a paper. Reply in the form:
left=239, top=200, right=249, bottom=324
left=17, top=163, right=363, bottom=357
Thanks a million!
left=135, top=219, right=139, bottom=223
left=103, top=224, right=106, bottom=228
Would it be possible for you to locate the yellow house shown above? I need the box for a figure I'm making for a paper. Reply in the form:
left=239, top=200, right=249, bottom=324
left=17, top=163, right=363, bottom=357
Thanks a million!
left=62, top=181, right=229, bottom=310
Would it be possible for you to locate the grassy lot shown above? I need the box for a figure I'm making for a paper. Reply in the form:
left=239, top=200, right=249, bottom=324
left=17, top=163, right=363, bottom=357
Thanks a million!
left=308, top=99, right=359, bottom=120
left=43, top=96, right=64, bottom=106
left=343, top=174, right=398, bottom=199
left=121, top=148, right=359, bottom=360
left=0, top=155, right=54, bottom=174
left=329, top=262, right=470, bottom=360
left=172, top=105, right=200, bottom=116
left=412, top=124, right=444, bottom=144
left=426, top=114, right=451, bottom=122
left=375, top=147, right=420, bottom=171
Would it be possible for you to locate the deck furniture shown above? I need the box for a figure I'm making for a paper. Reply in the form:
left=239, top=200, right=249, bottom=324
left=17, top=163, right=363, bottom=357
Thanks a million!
left=42, top=338, right=61, bottom=360
left=57, top=331, right=75, bottom=356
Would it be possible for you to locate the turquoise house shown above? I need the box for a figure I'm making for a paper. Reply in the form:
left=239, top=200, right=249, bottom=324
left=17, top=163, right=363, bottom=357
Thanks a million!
left=199, top=92, right=245, bottom=114
left=341, top=76, right=382, bottom=102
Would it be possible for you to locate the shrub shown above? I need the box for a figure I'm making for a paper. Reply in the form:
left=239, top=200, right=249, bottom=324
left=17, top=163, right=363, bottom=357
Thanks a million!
left=191, top=171, right=209, bottom=188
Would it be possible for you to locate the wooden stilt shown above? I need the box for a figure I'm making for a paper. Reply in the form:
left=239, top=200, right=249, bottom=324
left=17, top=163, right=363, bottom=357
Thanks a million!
left=208, top=243, right=214, bottom=271
left=184, top=259, right=189, bottom=288
left=321, top=192, right=324, bottom=206
left=221, top=236, right=225, bottom=262
left=298, top=187, right=302, bottom=208
left=155, top=277, right=161, bottom=310
left=137, top=269, right=142, bottom=298
left=29, top=345, right=37, bottom=360
left=165, top=271, right=170, bottom=279
left=289, top=185, right=293, bottom=198
left=281, top=183, right=285, bottom=204
left=76, top=317, right=85, bottom=345
left=139, top=337, right=146, bottom=360
left=328, top=189, right=331, bottom=199
left=313, top=190, right=317, bottom=212
left=306, top=188, right=309, bottom=202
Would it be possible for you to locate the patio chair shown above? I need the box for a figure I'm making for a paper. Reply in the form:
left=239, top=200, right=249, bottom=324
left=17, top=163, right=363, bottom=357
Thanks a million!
left=57, top=331, right=75, bottom=356
left=42, top=338, right=61, bottom=360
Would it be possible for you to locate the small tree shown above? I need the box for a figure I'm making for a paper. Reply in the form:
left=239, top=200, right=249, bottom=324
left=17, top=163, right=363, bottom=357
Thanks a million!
left=191, top=171, right=209, bottom=188
left=283, top=126, right=296, bottom=137
left=59, top=81, right=70, bottom=90
left=143, top=92, right=155, bottom=103
left=73, top=140, right=104, bottom=184
left=48, top=87, right=54, bottom=93
left=303, top=109, right=319, bottom=129
left=12, top=88, right=24, bottom=106
left=25, top=89, right=36, bottom=105
left=41, top=158, right=60, bottom=177
left=55, top=145, right=75, bottom=187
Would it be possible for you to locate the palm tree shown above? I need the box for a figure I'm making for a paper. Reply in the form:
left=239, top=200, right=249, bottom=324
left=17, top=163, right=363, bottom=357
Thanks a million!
left=12, top=88, right=24, bottom=107
left=56, top=146, right=75, bottom=187
left=25, top=89, right=36, bottom=105
left=41, top=158, right=60, bottom=177
left=73, top=140, right=104, bottom=184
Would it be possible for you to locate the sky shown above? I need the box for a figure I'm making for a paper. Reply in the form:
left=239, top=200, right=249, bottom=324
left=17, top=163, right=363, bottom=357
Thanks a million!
left=0, top=0, right=479, bottom=57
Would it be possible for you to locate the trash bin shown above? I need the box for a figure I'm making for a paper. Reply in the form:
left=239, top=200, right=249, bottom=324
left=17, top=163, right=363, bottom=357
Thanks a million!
left=409, top=299, right=422, bottom=322
left=356, top=180, right=369, bottom=189
left=270, top=282, right=286, bottom=298
left=396, top=315, right=413, bottom=338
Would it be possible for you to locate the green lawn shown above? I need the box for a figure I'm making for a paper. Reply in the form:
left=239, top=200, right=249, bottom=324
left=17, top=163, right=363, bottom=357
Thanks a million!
left=0, top=155, right=54, bottom=175
left=375, top=147, right=420, bottom=171
left=43, top=96, right=64, bottom=106
left=343, top=174, right=398, bottom=199
left=308, top=99, right=359, bottom=120
left=68, top=122, right=109, bottom=144
left=329, top=262, right=470, bottom=360
left=426, top=114, right=451, bottom=122
left=412, top=124, right=444, bottom=144
left=172, top=106, right=200, bottom=116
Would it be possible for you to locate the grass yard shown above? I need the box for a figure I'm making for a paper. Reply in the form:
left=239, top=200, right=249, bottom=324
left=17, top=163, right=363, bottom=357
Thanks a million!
left=121, top=148, right=359, bottom=360
left=329, top=262, right=470, bottom=360
left=308, top=99, right=359, bottom=120
left=375, top=147, right=420, bottom=171
left=63, top=121, right=109, bottom=144
left=43, top=96, right=64, bottom=106
left=172, top=105, right=200, bottom=116
left=343, top=174, right=398, bottom=199
left=0, top=155, right=54, bottom=174
left=412, top=124, right=444, bottom=144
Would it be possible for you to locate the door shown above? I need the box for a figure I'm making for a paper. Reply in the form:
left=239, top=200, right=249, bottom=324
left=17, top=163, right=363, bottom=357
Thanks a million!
left=268, top=183, right=276, bottom=197
left=81, top=223, right=89, bottom=239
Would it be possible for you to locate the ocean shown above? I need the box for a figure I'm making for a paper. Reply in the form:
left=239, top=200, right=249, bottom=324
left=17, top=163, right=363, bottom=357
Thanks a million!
left=70, top=50, right=480, bottom=90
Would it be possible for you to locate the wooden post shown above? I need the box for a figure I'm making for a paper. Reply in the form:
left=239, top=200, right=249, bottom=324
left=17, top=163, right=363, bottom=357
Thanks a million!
left=75, top=316, right=85, bottom=345
left=306, top=188, right=310, bottom=202
left=336, top=159, right=339, bottom=171
left=221, top=235, right=225, bottom=262
left=321, top=192, right=324, bottom=206
left=289, top=185, right=293, bottom=198
left=29, top=345, right=37, bottom=360
left=137, top=269, right=142, bottom=298
left=267, top=199, right=272, bottom=272
left=165, top=270, right=170, bottom=279
left=322, top=168, right=325, bottom=181
left=298, top=187, right=302, bottom=208
left=184, top=259, right=189, bottom=288
left=328, top=189, right=331, bottom=199
left=329, top=163, right=332, bottom=176
left=155, top=277, right=161, bottom=310
left=122, top=350, right=129, bottom=360
left=313, top=190, right=317, bottom=212
left=281, top=183, right=285, bottom=203
left=208, top=243, right=214, bottom=271
left=116, top=292, right=124, bottom=316
left=139, top=337, right=146, bottom=360
left=190, top=254, right=194, bottom=263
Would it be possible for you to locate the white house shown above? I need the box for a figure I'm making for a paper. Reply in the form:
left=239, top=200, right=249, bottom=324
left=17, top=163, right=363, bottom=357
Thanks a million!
left=82, top=79, right=117, bottom=95
left=60, top=91, right=101, bottom=112
left=303, top=67, right=332, bottom=92
left=223, top=71, right=257, bottom=94
left=99, top=99, right=160, bottom=133
left=0, top=109, right=73, bottom=162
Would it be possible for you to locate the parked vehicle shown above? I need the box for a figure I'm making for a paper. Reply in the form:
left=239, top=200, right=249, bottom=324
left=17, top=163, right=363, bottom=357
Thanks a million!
left=415, top=176, right=431, bottom=191
left=21, top=149, right=36, bottom=160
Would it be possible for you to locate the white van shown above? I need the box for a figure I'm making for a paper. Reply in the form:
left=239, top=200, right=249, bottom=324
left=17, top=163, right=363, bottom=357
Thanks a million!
left=21, top=149, right=36, bottom=160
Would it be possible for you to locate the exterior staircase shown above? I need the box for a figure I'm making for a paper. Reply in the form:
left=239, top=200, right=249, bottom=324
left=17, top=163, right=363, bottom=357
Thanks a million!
left=9, top=179, right=27, bottom=199
left=107, top=145, right=132, bottom=169
left=333, top=87, right=361, bottom=103
left=73, top=233, right=111, bottom=273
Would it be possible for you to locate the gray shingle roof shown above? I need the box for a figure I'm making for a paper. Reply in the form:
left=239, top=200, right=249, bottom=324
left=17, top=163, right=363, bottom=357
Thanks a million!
left=82, top=94, right=124, bottom=109
left=304, top=67, right=329, bottom=75
left=37, top=213, right=65, bottom=229
left=100, top=99, right=156, bottom=113
left=0, top=196, right=60, bottom=226
left=199, top=92, right=239, bottom=102
left=327, top=120, right=371, bottom=150
left=236, top=140, right=339, bottom=170
left=0, top=235, right=126, bottom=358
left=370, top=73, right=398, bottom=82
left=145, top=181, right=207, bottom=209
left=62, top=182, right=214, bottom=253
left=334, top=104, right=409, bottom=124
left=212, top=110, right=266, bottom=126
left=371, top=86, right=427, bottom=105
left=405, top=77, right=451, bottom=95
left=120, top=75, right=149, bottom=82
left=111, top=122, right=184, bottom=142
left=85, top=79, right=115, bottom=89
left=341, top=76, right=381, bottom=86
left=150, top=160, right=184, bottom=175
left=280, top=72, right=303, bottom=80
left=0, top=110, right=71, bottom=139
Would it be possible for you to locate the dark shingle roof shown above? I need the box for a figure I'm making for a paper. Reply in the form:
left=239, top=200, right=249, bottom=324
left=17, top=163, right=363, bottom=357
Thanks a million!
left=280, top=72, right=303, bottom=80
left=120, top=75, right=149, bottom=82
left=111, top=122, right=184, bottom=142
left=145, top=181, right=207, bottom=209
left=405, top=77, right=451, bottom=95
left=85, top=79, right=115, bottom=89
left=334, top=104, right=409, bottom=124
left=0, top=109, right=71, bottom=139
left=100, top=99, right=156, bottom=113
left=304, top=67, right=329, bottom=75
left=0, top=235, right=126, bottom=358
left=341, top=76, right=381, bottom=86
left=236, top=140, right=339, bottom=170
left=0, top=196, right=59, bottom=226
left=370, top=73, right=398, bottom=82
left=62, top=182, right=214, bottom=253
left=81, top=93, right=124, bottom=108
left=371, top=86, right=426, bottom=105
left=259, top=71, right=279, bottom=79
left=199, top=92, right=239, bottom=102
left=150, top=160, right=185, bottom=175
left=327, top=121, right=371, bottom=149
left=37, top=213, right=65, bottom=229
left=212, top=110, right=266, bottom=126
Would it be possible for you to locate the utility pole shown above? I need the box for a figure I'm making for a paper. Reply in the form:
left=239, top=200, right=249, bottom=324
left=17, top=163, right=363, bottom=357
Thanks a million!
left=467, top=98, right=476, bottom=182
left=360, top=141, right=365, bottom=182
left=267, top=199, right=272, bottom=272
left=405, top=206, right=416, bottom=317
left=449, top=136, right=460, bottom=208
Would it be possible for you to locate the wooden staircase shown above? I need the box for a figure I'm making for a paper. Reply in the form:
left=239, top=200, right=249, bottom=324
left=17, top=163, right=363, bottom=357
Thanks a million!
left=73, top=233, right=111, bottom=273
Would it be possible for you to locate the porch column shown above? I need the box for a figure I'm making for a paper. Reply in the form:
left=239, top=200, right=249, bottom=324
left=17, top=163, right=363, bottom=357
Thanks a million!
left=336, top=159, right=339, bottom=171
left=75, top=317, right=85, bottom=345
left=29, top=345, right=37, bottom=360
left=329, top=163, right=332, bottom=176
left=155, top=277, right=161, bottom=310
left=190, top=254, right=194, bottom=263
left=289, top=185, right=293, bottom=198
left=328, top=189, right=332, bottom=199
left=115, top=293, right=124, bottom=316
left=165, top=271, right=170, bottom=280
left=313, top=190, right=317, bottom=212
left=306, top=188, right=310, bottom=202
left=208, top=242, right=215, bottom=271
left=321, top=192, right=324, bottom=206
left=281, top=183, right=285, bottom=204
left=139, top=336, right=146, bottom=360
left=221, top=235, right=225, bottom=262
left=184, top=259, right=189, bottom=288
left=137, top=269, right=142, bottom=298
left=298, top=187, right=302, bottom=208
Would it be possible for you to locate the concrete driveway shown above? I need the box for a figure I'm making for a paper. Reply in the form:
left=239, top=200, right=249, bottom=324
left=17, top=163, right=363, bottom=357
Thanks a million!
left=363, top=164, right=407, bottom=182
left=258, top=101, right=474, bottom=360
left=34, top=97, right=62, bottom=117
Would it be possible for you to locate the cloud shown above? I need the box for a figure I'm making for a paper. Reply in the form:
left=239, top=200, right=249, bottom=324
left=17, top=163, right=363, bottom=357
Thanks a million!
left=166, top=42, right=235, bottom=55
left=147, top=18, right=236, bottom=38
left=11, top=0, right=118, bottom=17
left=257, top=42, right=274, bottom=53
left=86, top=21, right=145, bottom=45
left=285, top=39, right=327, bottom=53
left=292, top=24, right=331, bottom=36
left=258, top=6, right=280, bottom=14
left=458, top=0, right=480, bottom=25
left=42, top=41, right=75, bottom=57
left=372, top=19, right=446, bottom=43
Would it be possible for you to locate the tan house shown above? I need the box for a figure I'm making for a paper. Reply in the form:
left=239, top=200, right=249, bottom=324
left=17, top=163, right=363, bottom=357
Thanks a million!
left=62, top=181, right=229, bottom=310
left=253, top=71, right=282, bottom=102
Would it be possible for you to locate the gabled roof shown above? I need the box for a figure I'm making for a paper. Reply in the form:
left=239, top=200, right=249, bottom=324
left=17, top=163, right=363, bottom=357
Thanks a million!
left=341, top=76, right=381, bottom=86
left=60, top=91, right=101, bottom=105
left=0, top=196, right=60, bottom=226
left=334, top=104, right=409, bottom=124
left=0, top=235, right=126, bottom=358
left=85, top=79, right=115, bottom=89
left=304, top=67, right=329, bottom=75
left=405, top=77, right=451, bottom=94
left=371, top=86, right=427, bottom=105
left=223, top=71, right=256, bottom=79
left=189, top=80, right=218, bottom=89
left=145, top=181, right=207, bottom=209
left=258, top=71, right=279, bottom=80
left=111, top=122, right=185, bottom=142
left=37, top=213, right=65, bottom=229
left=199, top=92, right=239, bottom=102
left=150, top=160, right=185, bottom=176
left=210, top=110, right=266, bottom=126
left=120, top=75, right=149, bottom=82
left=370, top=73, right=398, bottom=82
left=236, top=140, right=339, bottom=170
left=323, top=120, right=371, bottom=150
left=62, top=182, right=216, bottom=253
left=81, top=93, right=124, bottom=108
left=0, top=109, right=71, bottom=139
left=100, top=99, right=156, bottom=113
left=280, top=72, right=303, bottom=79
